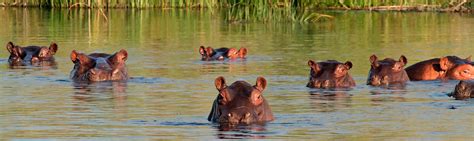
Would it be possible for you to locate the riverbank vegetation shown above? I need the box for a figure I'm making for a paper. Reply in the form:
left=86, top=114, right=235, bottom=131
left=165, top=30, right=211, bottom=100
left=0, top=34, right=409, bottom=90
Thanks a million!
left=0, top=0, right=471, bottom=23
left=0, top=0, right=471, bottom=10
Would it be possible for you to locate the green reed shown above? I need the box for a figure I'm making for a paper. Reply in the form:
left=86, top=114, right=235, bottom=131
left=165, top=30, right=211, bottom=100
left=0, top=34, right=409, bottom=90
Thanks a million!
left=0, top=0, right=471, bottom=23
left=0, top=0, right=469, bottom=8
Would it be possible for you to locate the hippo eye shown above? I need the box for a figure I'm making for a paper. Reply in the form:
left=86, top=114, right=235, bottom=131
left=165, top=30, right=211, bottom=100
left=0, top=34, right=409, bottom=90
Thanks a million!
left=463, top=70, right=470, bottom=74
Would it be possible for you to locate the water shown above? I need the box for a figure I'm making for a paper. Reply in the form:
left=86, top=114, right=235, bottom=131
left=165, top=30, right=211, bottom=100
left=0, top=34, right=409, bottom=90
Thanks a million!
left=1, top=8, right=473, bottom=140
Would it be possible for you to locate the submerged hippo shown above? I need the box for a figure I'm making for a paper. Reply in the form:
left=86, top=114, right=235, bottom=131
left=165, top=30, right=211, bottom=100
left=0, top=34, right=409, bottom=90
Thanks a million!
left=6, top=42, right=58, bottom=66
left=448, top=80, right=474, bottom=100
left=199, top=46, right=247, bottom=61
left=405, top=56, right=474, bottom=81
left=306, top=60, right=355, bottom=88
left=208, top=76, right=274, bottom=124
left=70, top=49, right=128, bottom=82
left=367, top=54, right=409, bottom=86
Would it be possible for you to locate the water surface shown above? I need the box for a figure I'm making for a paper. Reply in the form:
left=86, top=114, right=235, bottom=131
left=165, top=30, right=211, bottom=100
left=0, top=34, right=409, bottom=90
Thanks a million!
left=0, top=8, right=473, bottom=140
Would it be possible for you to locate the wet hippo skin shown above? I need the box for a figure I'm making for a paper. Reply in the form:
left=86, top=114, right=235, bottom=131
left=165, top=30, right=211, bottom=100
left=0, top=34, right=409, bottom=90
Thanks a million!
left=306, top=60, right=355, bottom=88
left=449, top=80, right=474, bottom=100
left=208, top=76, right=274, bottom=124
left=70, top=49, right=129, bottom=82
left=199, top=46, right=247, bottom=61
left=367, top=54, right=409, bottom=86
left=6, top=41, right=58, bottom=66
left=405, top=56, right=474, bottom=81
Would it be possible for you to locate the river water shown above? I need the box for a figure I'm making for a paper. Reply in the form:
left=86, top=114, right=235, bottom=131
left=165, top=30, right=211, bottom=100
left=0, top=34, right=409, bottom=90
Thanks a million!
left=0, top=8, right=473, bottom=140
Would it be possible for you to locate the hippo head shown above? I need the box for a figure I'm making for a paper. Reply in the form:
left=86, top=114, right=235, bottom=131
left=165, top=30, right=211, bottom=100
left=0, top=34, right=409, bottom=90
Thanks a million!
left=70, top=49, right=128, bottom=82
left=226, top=47, right=247, bottom=59
left=307, top=60, right=355, bottom=88
left=367, top=55, right=409, bottom=86
left=209, top=76, right=273, bottom=124
left=199, top=46, right=247, bottom=61
left=6, top=42, right=58, bottom=64
left=35, top=43, right=58, bottom=61
left=440, top=56, right=474, bottom=80
left=449, top=80, right=474, bottom=100
left=199, top=46, right=217, bottom=61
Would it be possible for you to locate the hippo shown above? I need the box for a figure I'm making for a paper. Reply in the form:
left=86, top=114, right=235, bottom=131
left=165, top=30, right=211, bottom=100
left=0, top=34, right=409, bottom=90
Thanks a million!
left=6, top=42, right=58, bottom=66
left=405, top=56, right=474, bottom=81
left=448, top=80, right=474, bottom=100
left=306, top=60, right=355, bottom=88
left=208, top=76, right=274, bottom=124
left=199, top=46, right=247, bottom=61
left=367, top=54, right=409, bottom=86
left=70, top=49, right=128, bottom=82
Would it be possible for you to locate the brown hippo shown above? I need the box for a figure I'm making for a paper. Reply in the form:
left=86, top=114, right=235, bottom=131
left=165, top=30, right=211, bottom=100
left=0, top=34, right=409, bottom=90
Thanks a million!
left=367, top=54, right=409, bottom=86
left=70, top=49, right=128, bottom=82
left=199, top=46, right=247, bottom=61
left=448, top=80, right=474, bottom=100
left=208, top=76, right=274, bottom=124
left=405, top=56, right=474, bottom=81
left=6, top=42, right=58, bottom=66
left=306, top=60, right=355, bottom=88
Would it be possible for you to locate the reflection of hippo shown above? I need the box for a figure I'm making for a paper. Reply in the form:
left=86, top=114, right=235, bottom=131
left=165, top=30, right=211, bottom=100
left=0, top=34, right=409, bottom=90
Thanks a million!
left=199, top=46, right=247, bottom=61
left=306, top=60, right=355, bottom=88
left=208, top=76, right=273, bottom=124
left=367, top=54, right=409, bottom=86
left=6, top=42, right=58, bottom=66
left=405, top=56, right=474, bottom=81
left=70, top=49, right=128, bottom=82
left=448, top=80, right=474, bottom=100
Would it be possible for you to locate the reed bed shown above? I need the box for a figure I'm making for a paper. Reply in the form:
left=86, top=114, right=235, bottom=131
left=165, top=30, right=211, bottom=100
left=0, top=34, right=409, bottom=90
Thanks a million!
left=0, top=0, right=470, bottom=9
left=0, top=0, right=470, bottom=23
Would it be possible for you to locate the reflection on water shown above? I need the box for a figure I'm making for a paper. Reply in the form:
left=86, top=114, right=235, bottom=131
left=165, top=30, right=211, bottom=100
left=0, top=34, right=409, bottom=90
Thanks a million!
left=72, top=81, right=127, bottom=101
left=308, top=89, right=352, bottom=112
left=0, top=8, right=473, bottom=140
left=214, top=123, right=268, bottom=139
left=9, top=62, right=58, bottom=70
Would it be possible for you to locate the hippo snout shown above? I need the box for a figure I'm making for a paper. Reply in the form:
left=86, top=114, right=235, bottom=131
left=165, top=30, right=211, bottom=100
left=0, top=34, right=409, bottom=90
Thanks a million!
left=219, top=110, right=258, bottom=124
left=368, top=75, right=389, bottom=86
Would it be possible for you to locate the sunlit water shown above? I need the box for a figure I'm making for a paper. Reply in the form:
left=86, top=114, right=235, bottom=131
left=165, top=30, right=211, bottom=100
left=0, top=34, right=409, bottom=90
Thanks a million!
left=0, top=8, right=473, bottom=140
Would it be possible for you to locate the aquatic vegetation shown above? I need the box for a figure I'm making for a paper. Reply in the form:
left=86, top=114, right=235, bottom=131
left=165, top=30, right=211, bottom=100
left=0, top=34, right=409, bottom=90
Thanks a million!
left=0, top=0, right=470, bottom=23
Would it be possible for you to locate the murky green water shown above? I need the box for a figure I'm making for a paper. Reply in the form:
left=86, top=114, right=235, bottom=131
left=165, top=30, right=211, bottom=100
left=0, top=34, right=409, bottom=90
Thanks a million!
left=0, top=8, right=473, bottom=140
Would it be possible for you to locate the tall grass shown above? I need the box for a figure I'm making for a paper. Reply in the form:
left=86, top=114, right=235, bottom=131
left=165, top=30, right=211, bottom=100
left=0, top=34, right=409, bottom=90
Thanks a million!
left=0, top=0, right=470, bottom=23
left=0, top=0, right=470, bottom=9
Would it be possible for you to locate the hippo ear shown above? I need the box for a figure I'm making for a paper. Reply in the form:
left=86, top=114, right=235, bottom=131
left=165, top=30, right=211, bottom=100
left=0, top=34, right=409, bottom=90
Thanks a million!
left=206, top=47, right=214, bottom=56
left=439, top=57, right=450, bottom=71
left=254, top=76, right=267, bottom=92
left=370, top=54, right=379, bottom=68
left=308, top=60, right=320, bottom=72
left=466, top=55, right=471, bottom=62
left=71, top=50, right=92, bottom=64
left=6, top=42, right=21, bottom=57
left=48, top=42, right=58, bottom=55
left=215, top=76, right=227, bottom=91
left=6, top=42, right=14, bottom=54
left=199, top=46, right=206, bottom=56
left=109, top=49, right=128, bottom=64
left=399, top=55, right=407, bottom=65
left=227, top=48, right=238, bottom=58
left=344, top=61, right=353, bottom=69
left=238, top=47, right=248, bottom=58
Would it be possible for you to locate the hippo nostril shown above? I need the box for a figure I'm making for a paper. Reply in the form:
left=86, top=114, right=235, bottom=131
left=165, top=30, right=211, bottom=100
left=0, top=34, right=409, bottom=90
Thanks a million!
left=244, top=112, right=250, bottom=119
left=90, top=69, right=97, bottom=75
left=315, top=80, right=321, bottom=88
left=381, top=76, right=389, bottom=84
left=323, top=80, right=330, bottom=88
